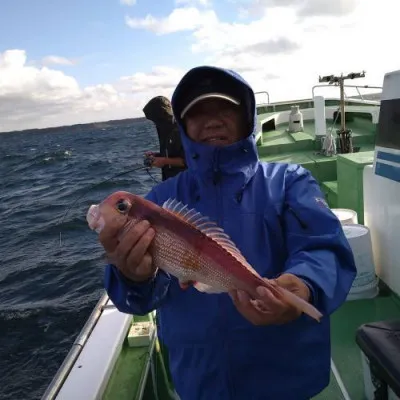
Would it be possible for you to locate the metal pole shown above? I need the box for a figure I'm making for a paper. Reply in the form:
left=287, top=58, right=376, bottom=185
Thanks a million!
left=318, top=71, right=366, bottom=154
left=340, top=77, right=346, bottom=132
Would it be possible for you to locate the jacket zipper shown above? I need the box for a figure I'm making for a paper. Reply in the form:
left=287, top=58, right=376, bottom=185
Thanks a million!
left=213, top=149, right=223, bottom=226
left=212, top=150, right=233, bottom=398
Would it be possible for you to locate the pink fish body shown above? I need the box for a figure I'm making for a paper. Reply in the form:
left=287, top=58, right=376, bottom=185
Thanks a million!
left=86, top=191, right=323, bottom=322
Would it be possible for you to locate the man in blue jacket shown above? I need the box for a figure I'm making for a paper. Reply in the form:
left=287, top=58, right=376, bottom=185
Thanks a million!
left=100, top=66, right=357, bottom=400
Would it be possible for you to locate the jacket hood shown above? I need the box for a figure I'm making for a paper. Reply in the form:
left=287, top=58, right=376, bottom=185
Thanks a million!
left=143, top=95, right=180, bottom=156
left=171, top=66, right=259, bottom=189
left=143, top=96, right=174, bottom=125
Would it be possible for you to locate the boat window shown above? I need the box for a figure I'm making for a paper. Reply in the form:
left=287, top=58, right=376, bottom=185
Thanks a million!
left=376, top=99, right=400, bottom=150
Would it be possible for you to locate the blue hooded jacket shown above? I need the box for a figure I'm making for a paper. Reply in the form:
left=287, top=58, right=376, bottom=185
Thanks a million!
left=104, top=66, right=357, bottom=400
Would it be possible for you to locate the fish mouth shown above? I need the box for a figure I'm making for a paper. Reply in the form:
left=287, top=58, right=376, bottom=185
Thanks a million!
left=86, top=204, right=104, bottom=233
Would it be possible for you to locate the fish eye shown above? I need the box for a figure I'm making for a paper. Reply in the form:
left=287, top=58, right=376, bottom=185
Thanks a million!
left=116, top=199, right=131, bottom=213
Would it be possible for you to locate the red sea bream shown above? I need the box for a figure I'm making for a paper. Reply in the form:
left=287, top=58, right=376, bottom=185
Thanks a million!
left=86, top=191, right=323, bottom=322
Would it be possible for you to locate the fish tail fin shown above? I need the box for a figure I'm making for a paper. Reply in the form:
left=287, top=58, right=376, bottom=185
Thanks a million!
left=264, top=281, right=323, bottom=322
left=281, top=287, right=323, bottom=322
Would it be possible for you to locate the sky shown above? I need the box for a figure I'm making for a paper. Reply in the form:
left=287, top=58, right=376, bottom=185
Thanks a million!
left=0, top=0, right=399, bottom=132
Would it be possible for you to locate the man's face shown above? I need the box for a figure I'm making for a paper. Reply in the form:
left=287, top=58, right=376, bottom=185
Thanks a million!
left=183, top=98, right=247, bottom=146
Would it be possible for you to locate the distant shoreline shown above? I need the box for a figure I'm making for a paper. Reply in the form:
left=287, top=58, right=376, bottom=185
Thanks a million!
left=0, top=116, right=148, bottom=135
left=2, top=92, right=381, bottom=135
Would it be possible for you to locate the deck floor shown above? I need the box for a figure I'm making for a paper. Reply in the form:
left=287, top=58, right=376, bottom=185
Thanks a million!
left=262, top=118, right=375, bottom=143
left=258, top=117, right=376, bottom=160
left=103, top=315, right=152, bottom=400
left=103, top=292, right=400, bottom=400
left=312, top=292, right=400, bottom=399
left=313, top=370, right=346, bottom=400
left=329, top=292, right=400, bottom=399
left=257, top=116, right=376, bottom=188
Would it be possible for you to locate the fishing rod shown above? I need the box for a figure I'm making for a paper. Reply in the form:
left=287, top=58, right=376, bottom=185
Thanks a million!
left=58, top=163, right=160, bottom=246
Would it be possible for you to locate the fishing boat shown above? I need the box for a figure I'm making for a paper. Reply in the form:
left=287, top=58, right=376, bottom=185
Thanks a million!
left=41, top=68, right=400, bottom=400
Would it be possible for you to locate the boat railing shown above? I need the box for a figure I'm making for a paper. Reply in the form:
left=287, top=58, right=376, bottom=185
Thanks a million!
left=312, top=84, right=382, bottom=103
left=41, top=291, right=110, bottom=400
left=254, top=91, right=270, bottom=105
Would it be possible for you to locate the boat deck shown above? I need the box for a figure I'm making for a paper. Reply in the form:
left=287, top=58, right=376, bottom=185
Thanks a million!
left=102, top=291, right=400, bottom=400
left=315, top=290, right=400, bottom=399
left=103, top=294, right=400, bottom=400
left=103, top=313, right=176, bottom=400
left=256, top=114, right=377, bottom=224
left=257, top=115, right=376, bottom=158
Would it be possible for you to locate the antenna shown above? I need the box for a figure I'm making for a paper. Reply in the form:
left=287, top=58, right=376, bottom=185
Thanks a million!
left=318, top=71, right=366, bottom=153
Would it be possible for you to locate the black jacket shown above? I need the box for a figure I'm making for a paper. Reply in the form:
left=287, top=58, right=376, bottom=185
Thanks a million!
left=143, top=96, right=186, bottom=181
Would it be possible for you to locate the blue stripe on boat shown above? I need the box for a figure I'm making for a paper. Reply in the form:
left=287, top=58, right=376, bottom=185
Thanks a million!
left=375, top=161, right=400, bottom=182
left=376, top=150, right=400, bottom=165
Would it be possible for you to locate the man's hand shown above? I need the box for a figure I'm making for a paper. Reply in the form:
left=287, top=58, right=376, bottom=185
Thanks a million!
left=229, top=273, right=311, bottom=326
left=151, top=157, right=167, bottom=168
left=99, top=219, right=158, bottom=282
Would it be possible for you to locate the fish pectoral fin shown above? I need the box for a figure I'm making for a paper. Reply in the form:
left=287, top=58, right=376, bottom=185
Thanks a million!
left=193, top=282, right=225, bottom=294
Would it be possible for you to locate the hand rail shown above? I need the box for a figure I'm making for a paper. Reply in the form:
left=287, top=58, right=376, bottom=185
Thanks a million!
left=41, top=291, right=110, bottom=400
left=254, top=91, right=270, bottom=105
left=312, top=84, right=382, bottom=102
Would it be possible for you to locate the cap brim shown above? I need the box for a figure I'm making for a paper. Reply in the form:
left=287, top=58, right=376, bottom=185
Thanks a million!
left=180, top=93, right=240, bottom=119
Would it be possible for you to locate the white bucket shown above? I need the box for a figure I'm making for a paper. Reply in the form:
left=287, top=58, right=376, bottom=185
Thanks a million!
left=332, top=208, right=358, bottom=225
left=342, top=224, right=379, bottom=300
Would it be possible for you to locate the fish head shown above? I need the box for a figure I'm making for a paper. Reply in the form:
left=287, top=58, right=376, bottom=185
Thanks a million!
left=86, top=191, right=139, bottom=234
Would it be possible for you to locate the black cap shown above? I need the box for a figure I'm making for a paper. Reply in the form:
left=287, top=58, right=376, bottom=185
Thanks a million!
left=174, top=67, right=247, bottom=119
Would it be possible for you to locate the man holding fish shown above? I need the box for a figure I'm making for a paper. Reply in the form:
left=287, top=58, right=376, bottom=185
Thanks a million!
left=90, top=66, right=357, bottom=399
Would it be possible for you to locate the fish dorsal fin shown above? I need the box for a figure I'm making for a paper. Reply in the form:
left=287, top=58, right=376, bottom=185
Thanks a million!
left=162, top=198, right=256, bottom=272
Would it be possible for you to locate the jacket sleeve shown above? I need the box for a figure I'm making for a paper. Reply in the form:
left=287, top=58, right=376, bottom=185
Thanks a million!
left=281, top=164, right=357, bottom=315
left=104, top=189, right=172, bottom=315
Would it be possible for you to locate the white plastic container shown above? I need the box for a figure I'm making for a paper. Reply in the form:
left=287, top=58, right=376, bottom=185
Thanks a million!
left=314, top=96, right=326, bottom=137
left=332, top=208, right=358, bottom=225
left=127, top=321, right=154, bottom=347
left=342, top=224, right=379, bottom=300
left=288, top=105, right=304, bottom=132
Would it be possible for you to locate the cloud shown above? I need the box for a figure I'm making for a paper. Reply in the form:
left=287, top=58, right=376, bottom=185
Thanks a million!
left=41, top=56, right=77, bottom=66
left=243, top=0, right=360, bottom=17
left=124, top=6, right=303, bottom=96
left=3, top=0, right=400, bottom=133
left=124, top=6, right=296, bottom=85
left=188, top=8, right=303, bottom=79
left=120, top=0, right=136, bottom=5
left=143, top=1, right=398, bottom=100
left=225, top=38, right=300, bottom=56
left=117, top=66, right=185, bottom=93
left=297, top=0, right=359, bottom=17
left=0, top=49, right=184, bottom=133
left=0, top=50, right=80, bottom=99
left=125, top=7, right=218, bottom=34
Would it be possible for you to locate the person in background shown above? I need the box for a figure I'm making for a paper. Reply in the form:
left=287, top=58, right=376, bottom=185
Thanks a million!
left=141, top=95, right=184, bottom=377
left=142, top=96, right=186, bottom=181
left=100, top=66, right=357, bottom=400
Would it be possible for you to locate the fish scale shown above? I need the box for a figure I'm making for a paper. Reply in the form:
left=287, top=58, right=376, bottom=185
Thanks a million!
left=152, top=223, right=246, bottom=292
left=86, top=190, right=323, bottom=322
left=153, top=230, right=228, bottom=291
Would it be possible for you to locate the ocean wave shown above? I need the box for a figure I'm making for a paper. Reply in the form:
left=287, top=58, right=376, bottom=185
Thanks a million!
left=0, top=120, right=158, bottom=400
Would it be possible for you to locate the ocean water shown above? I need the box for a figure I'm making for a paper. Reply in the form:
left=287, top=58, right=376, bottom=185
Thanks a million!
left=0, top=121, right=161, bottom=400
